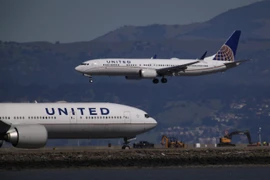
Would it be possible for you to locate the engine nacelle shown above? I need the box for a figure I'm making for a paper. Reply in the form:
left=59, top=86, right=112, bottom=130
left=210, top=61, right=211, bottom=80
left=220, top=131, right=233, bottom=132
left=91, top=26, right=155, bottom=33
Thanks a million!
left=125, top=76, right=142, bottom=80
left=5, top=124, right=48, bottom=149
left=140, top=69, right=157, bottom=78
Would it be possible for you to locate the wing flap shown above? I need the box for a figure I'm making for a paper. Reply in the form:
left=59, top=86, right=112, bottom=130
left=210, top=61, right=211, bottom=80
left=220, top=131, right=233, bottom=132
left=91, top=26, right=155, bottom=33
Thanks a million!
left=157, top=60, right=200, bottom=75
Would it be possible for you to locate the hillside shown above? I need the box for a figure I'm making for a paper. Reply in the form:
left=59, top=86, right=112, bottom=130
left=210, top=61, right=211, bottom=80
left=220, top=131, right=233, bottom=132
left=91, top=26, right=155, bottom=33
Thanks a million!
left=93, top=1, right=270, bottom=42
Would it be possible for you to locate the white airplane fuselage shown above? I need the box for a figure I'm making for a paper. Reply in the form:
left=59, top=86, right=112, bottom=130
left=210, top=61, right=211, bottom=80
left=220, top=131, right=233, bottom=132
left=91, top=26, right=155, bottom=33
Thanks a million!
left=75, top=30, right=247, bottom=83
left=75, top=57, right=228, bottom=78
left=0, top=102, right=157, bottom=140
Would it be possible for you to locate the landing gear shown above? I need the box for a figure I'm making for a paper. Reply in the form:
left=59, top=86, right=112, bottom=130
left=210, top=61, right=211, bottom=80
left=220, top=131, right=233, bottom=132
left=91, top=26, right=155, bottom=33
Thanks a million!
left=152, top=78, right=159, bottom=84
left=89, top=77, right=93, bottom=83
left=161, top=77, right=167, bottom=83
left=121, top=137, right=136, bottom=149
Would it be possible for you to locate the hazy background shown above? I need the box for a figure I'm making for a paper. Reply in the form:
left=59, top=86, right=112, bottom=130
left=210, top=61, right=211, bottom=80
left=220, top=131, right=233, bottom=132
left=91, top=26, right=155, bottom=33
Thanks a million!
left=0, top=0, right=262, bottom=42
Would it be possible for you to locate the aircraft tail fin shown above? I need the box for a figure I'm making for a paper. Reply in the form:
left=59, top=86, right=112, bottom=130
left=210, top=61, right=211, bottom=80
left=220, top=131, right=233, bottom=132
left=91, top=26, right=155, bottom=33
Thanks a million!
left=212, top=30, right=241, bottom=62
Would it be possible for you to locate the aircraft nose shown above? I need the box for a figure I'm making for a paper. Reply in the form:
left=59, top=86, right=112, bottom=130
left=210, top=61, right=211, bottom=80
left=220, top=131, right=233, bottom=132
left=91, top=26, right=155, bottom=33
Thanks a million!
left=149, top=117, right=157, bottom=129
left=75, top=65, right=81, bottom=72
left=152, top=118, right=157, bottom=127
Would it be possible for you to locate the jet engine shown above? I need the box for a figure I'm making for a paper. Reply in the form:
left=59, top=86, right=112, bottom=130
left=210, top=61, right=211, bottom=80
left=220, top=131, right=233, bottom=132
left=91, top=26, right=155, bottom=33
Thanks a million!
left=4, top=124, right=48, bottom=149
left=139, top=69, right=158, bottom=78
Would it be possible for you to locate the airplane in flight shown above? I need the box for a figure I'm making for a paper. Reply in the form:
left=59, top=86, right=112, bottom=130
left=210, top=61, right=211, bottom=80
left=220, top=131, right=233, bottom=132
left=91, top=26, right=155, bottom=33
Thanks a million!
left=0, top=102, right=157, bottom=149
left=75, top=30, right=249, bottom=84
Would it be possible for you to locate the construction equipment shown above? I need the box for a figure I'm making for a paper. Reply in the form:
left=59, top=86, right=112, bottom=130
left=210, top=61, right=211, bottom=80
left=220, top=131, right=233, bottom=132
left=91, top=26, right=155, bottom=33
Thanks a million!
left=217, top=130, right=253, bottom=147
left=161, top=135, right=186, bottom=148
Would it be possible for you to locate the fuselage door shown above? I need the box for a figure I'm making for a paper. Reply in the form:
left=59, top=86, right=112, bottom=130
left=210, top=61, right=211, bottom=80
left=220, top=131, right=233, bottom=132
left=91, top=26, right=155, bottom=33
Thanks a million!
left=123, top=111, right=131, bottom=124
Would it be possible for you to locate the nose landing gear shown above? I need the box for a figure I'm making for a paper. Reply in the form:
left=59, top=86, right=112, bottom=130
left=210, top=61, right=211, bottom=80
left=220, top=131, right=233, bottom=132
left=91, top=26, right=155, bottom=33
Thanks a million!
left=89, top=77, right=93, bottom=83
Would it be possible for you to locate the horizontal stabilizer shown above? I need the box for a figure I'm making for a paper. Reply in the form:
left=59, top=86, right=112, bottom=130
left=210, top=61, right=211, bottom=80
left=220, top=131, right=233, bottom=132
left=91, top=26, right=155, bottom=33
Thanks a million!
left=224, top=59, right=250, bottom=68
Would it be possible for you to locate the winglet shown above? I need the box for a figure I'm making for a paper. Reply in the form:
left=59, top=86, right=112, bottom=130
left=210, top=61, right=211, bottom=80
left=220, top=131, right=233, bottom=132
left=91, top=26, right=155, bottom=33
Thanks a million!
left=151, top=54, right=157, bottom=59
left=199, top=51, right=207, bottom=60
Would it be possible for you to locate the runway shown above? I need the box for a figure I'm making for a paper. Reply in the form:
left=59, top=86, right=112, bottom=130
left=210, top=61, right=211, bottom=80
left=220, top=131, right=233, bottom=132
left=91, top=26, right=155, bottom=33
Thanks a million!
left=1, top=146, right=270, bottom=170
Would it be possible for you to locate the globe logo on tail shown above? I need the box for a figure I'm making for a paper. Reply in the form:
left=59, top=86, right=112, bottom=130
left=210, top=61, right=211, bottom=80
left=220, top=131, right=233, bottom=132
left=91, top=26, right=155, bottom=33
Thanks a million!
left=213, top=45, right=234, bottom=61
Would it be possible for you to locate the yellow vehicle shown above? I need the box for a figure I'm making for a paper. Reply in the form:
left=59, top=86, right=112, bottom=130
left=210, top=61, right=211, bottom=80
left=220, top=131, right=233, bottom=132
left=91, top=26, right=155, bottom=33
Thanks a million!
left=161, top=135, right=186, bottom=148
left=217, top=130, right=253, bottom=147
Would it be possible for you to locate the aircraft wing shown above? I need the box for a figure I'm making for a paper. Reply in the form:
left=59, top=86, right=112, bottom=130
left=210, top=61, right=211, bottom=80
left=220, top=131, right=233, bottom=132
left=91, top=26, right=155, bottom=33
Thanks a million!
left=0, top=120, right=11, bottom=134
left=157, top=60, right=200, bottom=75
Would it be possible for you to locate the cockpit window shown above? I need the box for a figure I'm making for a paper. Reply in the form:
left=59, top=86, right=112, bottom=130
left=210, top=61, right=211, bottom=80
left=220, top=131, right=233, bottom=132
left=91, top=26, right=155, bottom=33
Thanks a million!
left=145, top=114, right=150, bottom=118
left=81, top=63, right=89, bottom=65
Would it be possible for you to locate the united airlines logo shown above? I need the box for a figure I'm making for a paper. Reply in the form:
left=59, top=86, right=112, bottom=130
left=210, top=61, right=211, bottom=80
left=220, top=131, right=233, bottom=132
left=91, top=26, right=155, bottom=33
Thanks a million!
left=106, top=60, right=131, bottom=64
left=45, top=107, right=110, bottom=116
left=213, top=45, right=234, bottom=61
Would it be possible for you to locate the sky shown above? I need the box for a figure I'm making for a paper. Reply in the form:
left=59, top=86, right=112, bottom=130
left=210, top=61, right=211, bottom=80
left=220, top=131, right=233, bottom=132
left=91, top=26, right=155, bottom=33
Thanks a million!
left=0, top=0, right=262, bottom=43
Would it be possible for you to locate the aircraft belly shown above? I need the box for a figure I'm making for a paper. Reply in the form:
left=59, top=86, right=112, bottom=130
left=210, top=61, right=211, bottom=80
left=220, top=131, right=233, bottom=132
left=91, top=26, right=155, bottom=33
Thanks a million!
left=45, top=123, right=146, bottom=139
left=89, top=67, right=140, bottom=76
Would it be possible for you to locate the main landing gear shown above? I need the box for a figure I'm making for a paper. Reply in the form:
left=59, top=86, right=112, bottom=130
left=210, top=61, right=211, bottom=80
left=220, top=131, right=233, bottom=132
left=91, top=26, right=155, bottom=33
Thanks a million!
left=122, top=137, right=136, bottom=149
left=152, top=77, right=167, bottom=84
left=122, top=137, right=130, bottom=149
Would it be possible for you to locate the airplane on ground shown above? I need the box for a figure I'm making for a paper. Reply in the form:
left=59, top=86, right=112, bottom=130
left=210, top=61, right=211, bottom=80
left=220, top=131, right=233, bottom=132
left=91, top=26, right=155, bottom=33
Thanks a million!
left=0, top=102, right=157, bottom=149
left=75, top=30, right=249, bottom=84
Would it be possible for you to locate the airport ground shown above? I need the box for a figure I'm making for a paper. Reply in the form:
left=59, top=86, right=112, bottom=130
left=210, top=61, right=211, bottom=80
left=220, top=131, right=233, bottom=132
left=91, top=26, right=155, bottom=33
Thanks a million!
left=1, top=145, right=270, bottom=170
